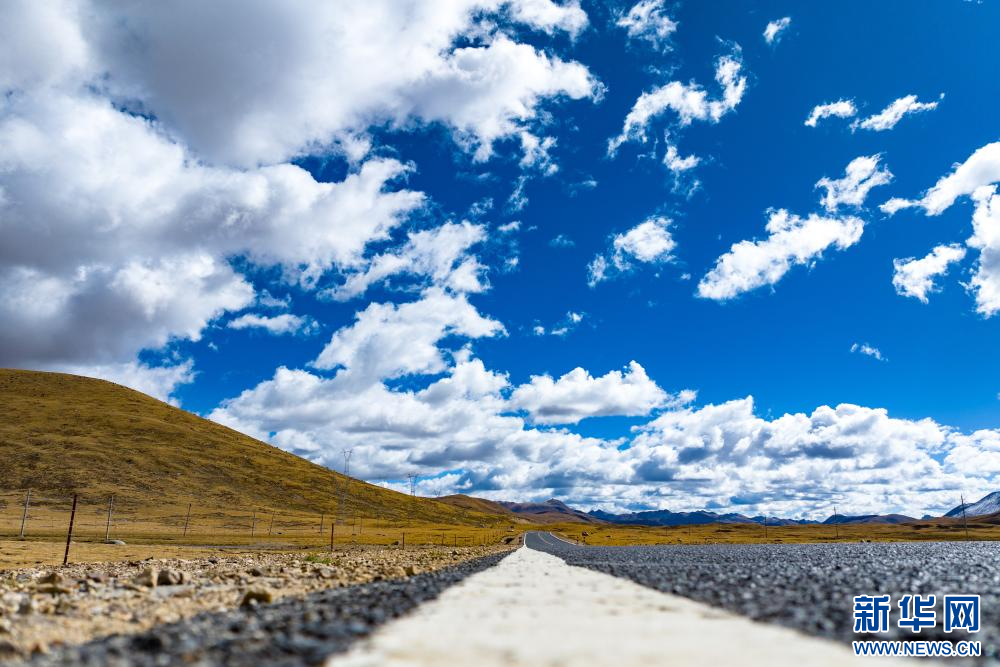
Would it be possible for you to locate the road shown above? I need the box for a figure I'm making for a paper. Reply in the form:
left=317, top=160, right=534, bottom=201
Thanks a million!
left=527, top=531, right=999, bottom=660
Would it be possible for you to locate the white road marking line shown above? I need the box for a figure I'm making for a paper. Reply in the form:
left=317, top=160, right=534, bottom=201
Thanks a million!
left=327, top=537, right=883, bottom=666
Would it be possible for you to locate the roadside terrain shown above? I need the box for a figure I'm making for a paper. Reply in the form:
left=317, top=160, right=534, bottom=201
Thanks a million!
left=0, top=544, right=512, bottom=661
left=548, top=515, right=1000, bottom=545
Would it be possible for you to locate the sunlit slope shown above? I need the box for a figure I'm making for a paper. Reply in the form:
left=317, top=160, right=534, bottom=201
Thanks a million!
left=0, top=369, right=494, bottom=524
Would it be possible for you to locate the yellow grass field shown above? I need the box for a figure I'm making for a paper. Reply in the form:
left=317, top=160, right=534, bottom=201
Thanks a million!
left=550, top=518, right=1000, bottom=546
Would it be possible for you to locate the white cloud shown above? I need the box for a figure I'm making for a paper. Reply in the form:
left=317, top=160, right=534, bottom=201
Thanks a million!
left=804, top=99, right=856, bottom=128
left=879, top=142, right=1000, bottom=316
left=0, top=0, right=603, bottom=386
left=698, top=210, right=864, bottom=300
left=853, top=94, right=941, bottom=132
left=78, top=1, right=599, bottom=167
left=228, top=313, right=317, bottom=336
left=882, top=141, right=1000, bottom=216
left=663, top=144, right=701, bottom=172
left=60, top=360, right=195, bottom=404
left=549, top=234, right=575, bottom=248
left=608, top=51, right=746, bottom=155
left=616, top=0, right=677, bottom=50
left=326, top=222, right=488, bottom=301
left=509, top=361, right=678, bottom=424
left=312, top=289, right=505, bottom=381
left=588, top=216, right=677, bottom=286
left=850, top=342, right=886, bottom=362
left=816, top=155, right=893, bottom=212
left=968, top=186, right=1000, bottom=317
left=0, top=92, right=421, bottom=370
left=533, top=311, right=586, bottom=337
left=763, top=17, right=791, bottom=45
left=892, top=244, right=966, bottom=303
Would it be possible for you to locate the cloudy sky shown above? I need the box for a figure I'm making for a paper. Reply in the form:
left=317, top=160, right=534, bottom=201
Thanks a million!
left=2, top=0, right=999, bottom=518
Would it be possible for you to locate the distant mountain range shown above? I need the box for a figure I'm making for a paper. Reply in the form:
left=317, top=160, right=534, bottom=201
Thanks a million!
left=588, top=508, right=816, bottom=527
left=822, top=513, right=915, bottom=525
left=945, top=491, right=1000, bottom=518
left=437, top=491, right=1000, bottom=527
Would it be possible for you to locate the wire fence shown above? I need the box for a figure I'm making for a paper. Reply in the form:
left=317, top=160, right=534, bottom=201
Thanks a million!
left=0, top=490, right=515, bottom=549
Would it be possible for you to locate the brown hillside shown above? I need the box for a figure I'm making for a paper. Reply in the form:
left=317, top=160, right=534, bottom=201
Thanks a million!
left=0, top=369, right=493, bottom=525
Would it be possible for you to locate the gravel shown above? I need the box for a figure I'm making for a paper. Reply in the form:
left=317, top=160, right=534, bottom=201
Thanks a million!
left=17, top=551, right=510, bottom=666
left=527, top=532, right=1000, bottom=661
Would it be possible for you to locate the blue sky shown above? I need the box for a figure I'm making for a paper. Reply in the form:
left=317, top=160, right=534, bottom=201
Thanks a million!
left=2, top=1, right=999, bottom=517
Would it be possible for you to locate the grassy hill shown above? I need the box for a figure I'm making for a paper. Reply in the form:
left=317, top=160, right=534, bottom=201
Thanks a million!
left=0, top=369, right=501, bottom=528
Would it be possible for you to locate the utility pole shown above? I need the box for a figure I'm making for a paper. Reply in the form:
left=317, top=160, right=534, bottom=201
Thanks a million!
left=762, top=515, right=768, bottom=540
left=337, top=449, right=353, bottom=536
left=834, top=505, right=839, bottom=540
left=407, top=474, right=416, bottom=496
left=19, top=489, right=31, bottom=538
left=961, top=494, right=970, bottom=540
left=104, top=495, right=114, bottom=542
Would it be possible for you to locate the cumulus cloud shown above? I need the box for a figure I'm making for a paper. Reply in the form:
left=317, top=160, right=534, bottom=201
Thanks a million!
left=968, top=186, right=1000, bottom=317
left=881, top=141, right=1000, bottom=216
left=0, top=92, right=420, bottom=370
left=804, top=99, right=856, bottom=128
left=312, top=289, right=504, bottom=381
left=892, top=244, right=966, bottom=303
left=509, top=361, right=680, bottom=424
left=763, top=17, right=791, bottom=45
left=608, top=51, right=746, bottom=155
left=850, top=342, right=886, bottom=362
left=588, top=217, right=677, bottom=286
left=325, top=222, right=488, bottom=301
left=228, top=313, right=317, bottom=336
left=616, top=0, right=678, bottom=50
left=77, top=1, right=599, bottom=167
left=879, top=142, right=1000, bottom=316
left=698, top=210, right=864, bottom=300
left=816, top=155, right=893, bottom=212
left=663, top=143, right=701, bottom=172
left=0, top=0, right=603, bottom=397
left=61, top=360, right=195, bottom=404
left=853, top=94, right=941, bottom=132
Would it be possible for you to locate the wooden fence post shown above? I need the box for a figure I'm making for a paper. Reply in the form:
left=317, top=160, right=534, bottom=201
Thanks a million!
left=104, top=495, right=114, bottom=542
left=268, top=513, right=275, bottom=536
left=183, top=503, right=192, bottom=538
left=319, top=512, right=324, bottom=535
left=63, top=495, right=78, bottom=565
left=251, top=511, right=257, bottom=538
left=19, top=489, right=30, bottom=538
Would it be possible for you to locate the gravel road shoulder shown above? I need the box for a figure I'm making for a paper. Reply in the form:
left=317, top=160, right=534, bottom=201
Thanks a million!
left=0, top=544, right=514, bottom=662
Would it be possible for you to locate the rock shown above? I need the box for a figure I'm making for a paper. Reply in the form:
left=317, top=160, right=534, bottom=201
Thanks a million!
left=249, top=567, right=265, bottom=577
left=157, top=569, right=183, bottom=586
left=105, top=539, right=127, bottom=545
left=403, top=565, right=420, bottom=576
left=133, top=567, right=158, bottom=588
left=0, top=639, right=18, bottom=658
left=17, top=598, right=34, bottom=615
left=87, top=571, right=108, bottom=583
left=239, top=589, right=273, bottom=607
left=37, top=572, right=63, bottom=586
left=37, top=584, right=71, bottom=595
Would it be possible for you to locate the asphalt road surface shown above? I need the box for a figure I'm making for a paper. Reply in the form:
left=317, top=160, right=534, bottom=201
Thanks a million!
left=527, top=531, right=1000, bottom=661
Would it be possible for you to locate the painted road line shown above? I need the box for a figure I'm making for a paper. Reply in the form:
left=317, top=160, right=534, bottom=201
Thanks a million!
left=328, top=541, right=884, bottom=666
